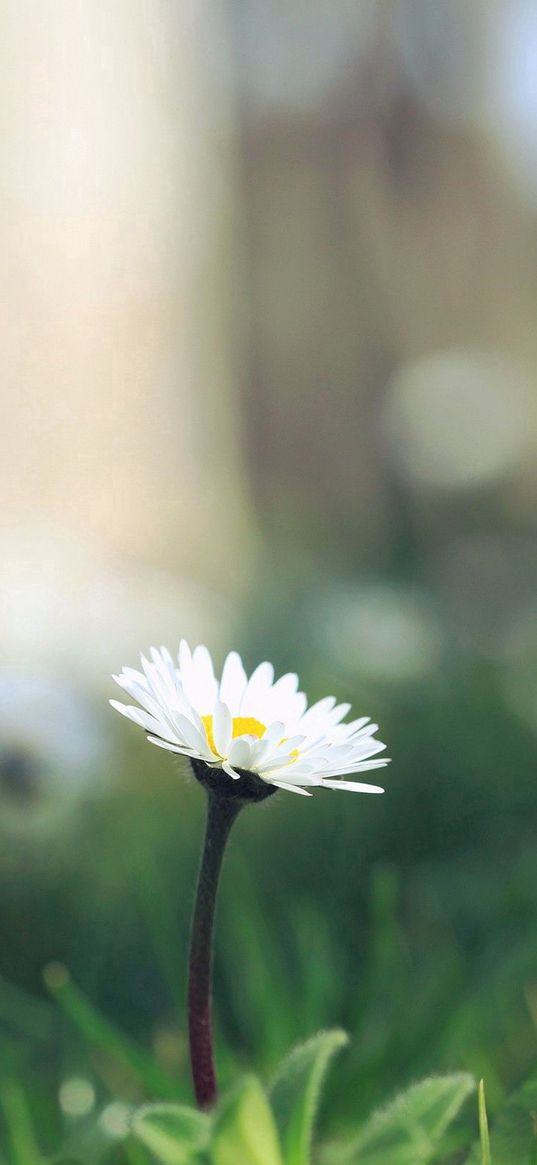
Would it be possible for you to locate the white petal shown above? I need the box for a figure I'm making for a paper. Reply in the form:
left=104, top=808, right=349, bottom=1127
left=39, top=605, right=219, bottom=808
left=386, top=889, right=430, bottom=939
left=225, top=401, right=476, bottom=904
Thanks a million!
left=332, top=718, right=375, bottom=741
left=240, top=661, right=274, bottom=716
left=262, top=719, right=286, bottom=742
left=139, top=653, right=165, bottom=695
left=113, top=673, right=153, bottom=704
left=248, top=721, right=285, bottom=766
left=327, top=702, right=352, bottom=725
left=109, top=700, right=172, bottom=739
left=222, top=761, right=241, bottom=780
left=110, top=697, right=143, bottom=720
left=286, top=690, right=308, bottom=725
left=146, top=735, right=186, bottom=754
left=227, top=737, right=254, bottom=769
left=113, top=669, right=146, bottom=696
left=175, top=713, right=212, bottom=758
left=192, top=644, right=218, bottom=706
left=219, top=651, right=248, bottom=714
left=321, top=779, right=385, bottom=794
left=298, top=696, right=337, bottom=731
left=185, top=704, right=208, bottom=738
left=132, top=656, right=182, bottom=713
left=112, top=677, right=193, bottom=745
left=351, top=740, right=387, bottom=760
left=321, top=759, right=389, bottom=776
left=267, top=779, right=312, bottom=796
left=178, top=643, right=217, bottom=714
left=258, top=736, right=306, bottom=771
left=299, top=702, right=350, bottom=735
left=154, top=645, right=176, bottom=672
left=293, top=735, right=329, bottom=756
left=262, top=764, right=319, bottom=783
left=178, top=639, right=191, bottom=668
left=177, top=640, right=197, bottom=707
left=264, top=672, right=299, bottom=721
left=126, top=685, right=176, bottom=725
left=211, top=701, right=232, bottom=757
left=147, top=648, right=182, bottom=703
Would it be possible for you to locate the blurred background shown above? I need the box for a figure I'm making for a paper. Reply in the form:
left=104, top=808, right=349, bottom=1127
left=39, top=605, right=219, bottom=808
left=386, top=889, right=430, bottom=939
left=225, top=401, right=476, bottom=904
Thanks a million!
left=1, top=0, right=537, bottom=1159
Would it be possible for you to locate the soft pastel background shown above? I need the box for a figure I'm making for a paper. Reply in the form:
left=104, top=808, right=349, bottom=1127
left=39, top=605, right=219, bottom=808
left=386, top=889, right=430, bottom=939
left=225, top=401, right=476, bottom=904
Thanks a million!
left=1, top=1, right=537, bottom=1159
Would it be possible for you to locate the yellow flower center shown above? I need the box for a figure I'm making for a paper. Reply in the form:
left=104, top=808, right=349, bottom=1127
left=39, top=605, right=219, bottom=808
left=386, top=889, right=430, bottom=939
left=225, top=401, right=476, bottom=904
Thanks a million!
left=202, top=714, right=267, bottom=757
left=201, top=713, right=299, bottom=764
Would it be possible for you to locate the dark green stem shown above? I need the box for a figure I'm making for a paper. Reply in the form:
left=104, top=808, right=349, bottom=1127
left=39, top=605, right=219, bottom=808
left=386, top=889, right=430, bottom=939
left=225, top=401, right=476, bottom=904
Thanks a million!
left=187, top=790, right=242, bottom=1108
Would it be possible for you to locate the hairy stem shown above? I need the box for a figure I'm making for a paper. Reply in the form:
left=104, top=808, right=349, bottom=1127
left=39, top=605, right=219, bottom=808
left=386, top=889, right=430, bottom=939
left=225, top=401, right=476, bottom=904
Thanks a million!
left=187, top=790, right=242, bottom=1108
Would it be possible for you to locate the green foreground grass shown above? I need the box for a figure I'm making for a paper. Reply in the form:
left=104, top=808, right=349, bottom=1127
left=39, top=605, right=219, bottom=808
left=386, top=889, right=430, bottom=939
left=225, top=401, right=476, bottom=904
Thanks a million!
left=0, top=666, right=536, bottom=1162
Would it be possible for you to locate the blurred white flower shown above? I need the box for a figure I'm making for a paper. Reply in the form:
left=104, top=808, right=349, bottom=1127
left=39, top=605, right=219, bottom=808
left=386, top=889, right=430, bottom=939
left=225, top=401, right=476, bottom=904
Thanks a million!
left=0, top=671, right=106, bottom=835
left=58, top=1077, right=96, bottom=1118
left=383, top=349, right=530, bottom=492
left=99, top=1102, right=132, bottom=1140
left=111, top=641, right=388, bottom=797
left=320, top=584, right=443, bottom=683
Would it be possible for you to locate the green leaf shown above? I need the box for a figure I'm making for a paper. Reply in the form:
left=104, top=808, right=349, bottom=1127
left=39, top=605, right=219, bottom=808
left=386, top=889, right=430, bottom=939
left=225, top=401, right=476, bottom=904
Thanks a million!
left=335, top=1073, right=475, bottom=1165
left=465, top=1072, right=537, bottom=1165
left=211, top=1076, right=283, bottom=1165
left=131, top=1103, right=210, bottom=1165
left=269, top=1029, right=348, bottom=1165
left=478, top=1080, right=491, bottom=1165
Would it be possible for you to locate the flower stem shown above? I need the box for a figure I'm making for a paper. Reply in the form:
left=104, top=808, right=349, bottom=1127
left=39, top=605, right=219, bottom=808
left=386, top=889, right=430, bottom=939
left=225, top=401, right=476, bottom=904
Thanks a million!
left=187, top=789, right=242, bottom=1108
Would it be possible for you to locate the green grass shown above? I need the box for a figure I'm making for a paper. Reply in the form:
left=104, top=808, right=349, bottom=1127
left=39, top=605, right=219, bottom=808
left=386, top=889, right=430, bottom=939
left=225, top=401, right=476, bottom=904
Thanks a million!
left=0, top=663, right=535, bottom=1161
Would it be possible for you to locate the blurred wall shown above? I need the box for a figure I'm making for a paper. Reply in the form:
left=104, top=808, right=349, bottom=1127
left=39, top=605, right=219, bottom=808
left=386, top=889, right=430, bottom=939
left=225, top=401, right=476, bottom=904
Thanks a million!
left=0, top=1, right=256, bottom=683
left=230, top=0, right=537, bottom=557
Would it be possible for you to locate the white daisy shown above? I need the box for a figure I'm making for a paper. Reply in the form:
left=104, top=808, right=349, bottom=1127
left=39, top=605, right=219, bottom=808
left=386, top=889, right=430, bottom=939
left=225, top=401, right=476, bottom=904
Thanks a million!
left=110, top=641, right=389, bottom=798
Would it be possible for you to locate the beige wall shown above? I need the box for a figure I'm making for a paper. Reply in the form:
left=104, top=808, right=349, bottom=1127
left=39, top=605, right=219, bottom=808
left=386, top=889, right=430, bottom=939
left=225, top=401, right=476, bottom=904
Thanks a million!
left=0, top=2, right=255, bottom=680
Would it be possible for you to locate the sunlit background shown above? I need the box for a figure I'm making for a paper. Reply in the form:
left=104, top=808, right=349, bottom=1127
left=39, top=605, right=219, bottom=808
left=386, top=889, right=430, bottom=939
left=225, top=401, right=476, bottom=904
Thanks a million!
left=2, top=1, right=537, bottom=1158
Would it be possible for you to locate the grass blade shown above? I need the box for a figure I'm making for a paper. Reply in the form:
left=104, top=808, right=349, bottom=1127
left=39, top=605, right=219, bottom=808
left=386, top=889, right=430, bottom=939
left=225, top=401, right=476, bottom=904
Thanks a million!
left=44, top=962, right=177, bottom=1099
left=0, top=1078, right=41, bottom=1165
left=479, top=1079, right=491, bottom=1165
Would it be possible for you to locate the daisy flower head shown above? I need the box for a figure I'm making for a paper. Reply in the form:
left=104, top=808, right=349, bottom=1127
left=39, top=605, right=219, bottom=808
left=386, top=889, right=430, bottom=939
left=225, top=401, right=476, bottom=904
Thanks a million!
left=110, top=641, right=389, bottom=800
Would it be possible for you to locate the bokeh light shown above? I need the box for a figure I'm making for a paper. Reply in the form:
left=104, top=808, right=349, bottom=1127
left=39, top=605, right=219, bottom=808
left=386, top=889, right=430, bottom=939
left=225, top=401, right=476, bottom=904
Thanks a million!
left=383, top=349, right=530, bottom=492
left=319, top=583, right=444, bottom=683
left=58, top=1077, right=96, bottom=1119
